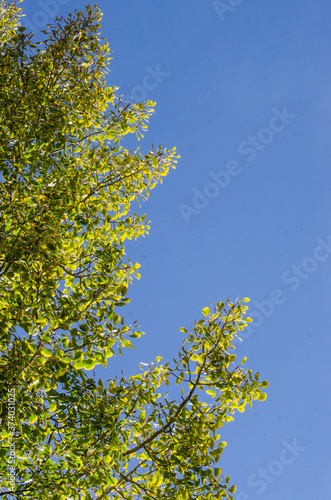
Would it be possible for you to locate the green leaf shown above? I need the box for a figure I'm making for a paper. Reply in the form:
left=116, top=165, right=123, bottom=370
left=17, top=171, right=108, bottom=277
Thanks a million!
left=83, top=360, right=97, bottom=370
left=40, top=347, right=52, bottom=358
left=74, top=361, right=85, bottom=370
left=214, top=467, right=222, bottom=477
left=49, top=403, right=57, bottom=412
left=46, top=241, right=57, bottom=251
left=139, top=410, right=146, bottom=423
left=130, top=332, right=141, bottom=338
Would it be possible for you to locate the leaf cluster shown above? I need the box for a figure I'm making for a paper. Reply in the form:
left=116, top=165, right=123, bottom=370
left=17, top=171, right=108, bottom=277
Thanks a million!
left=0, top=3, right=267, bottom=499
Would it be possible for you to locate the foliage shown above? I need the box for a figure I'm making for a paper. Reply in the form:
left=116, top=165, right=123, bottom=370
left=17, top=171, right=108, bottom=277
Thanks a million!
left=0, top=2, right=268, bottom=499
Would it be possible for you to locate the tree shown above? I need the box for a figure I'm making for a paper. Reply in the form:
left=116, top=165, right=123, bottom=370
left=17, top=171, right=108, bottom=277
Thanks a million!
left=0, top=2, right=268, bottom=499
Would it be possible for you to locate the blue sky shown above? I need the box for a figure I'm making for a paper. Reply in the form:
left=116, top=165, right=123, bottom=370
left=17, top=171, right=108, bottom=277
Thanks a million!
left=22, top=1, right=331, bottom=498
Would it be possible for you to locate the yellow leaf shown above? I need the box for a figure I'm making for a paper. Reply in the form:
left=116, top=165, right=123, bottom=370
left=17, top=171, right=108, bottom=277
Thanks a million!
left=49, top=403, right=57, bottom=412
left=40, top=347, right=52, bottom=357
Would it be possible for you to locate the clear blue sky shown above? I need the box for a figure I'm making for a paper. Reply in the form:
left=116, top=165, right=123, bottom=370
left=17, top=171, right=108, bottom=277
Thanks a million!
left=22, top=1, right=331, bottom=498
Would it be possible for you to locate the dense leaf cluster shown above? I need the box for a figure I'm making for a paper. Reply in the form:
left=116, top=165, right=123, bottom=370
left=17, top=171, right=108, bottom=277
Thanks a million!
left=0, top=2, right=267, bottom=499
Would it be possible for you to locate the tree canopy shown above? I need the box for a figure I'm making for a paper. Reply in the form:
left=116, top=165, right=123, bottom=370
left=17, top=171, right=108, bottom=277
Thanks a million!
left=0, top=2, right=268, bottom=499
